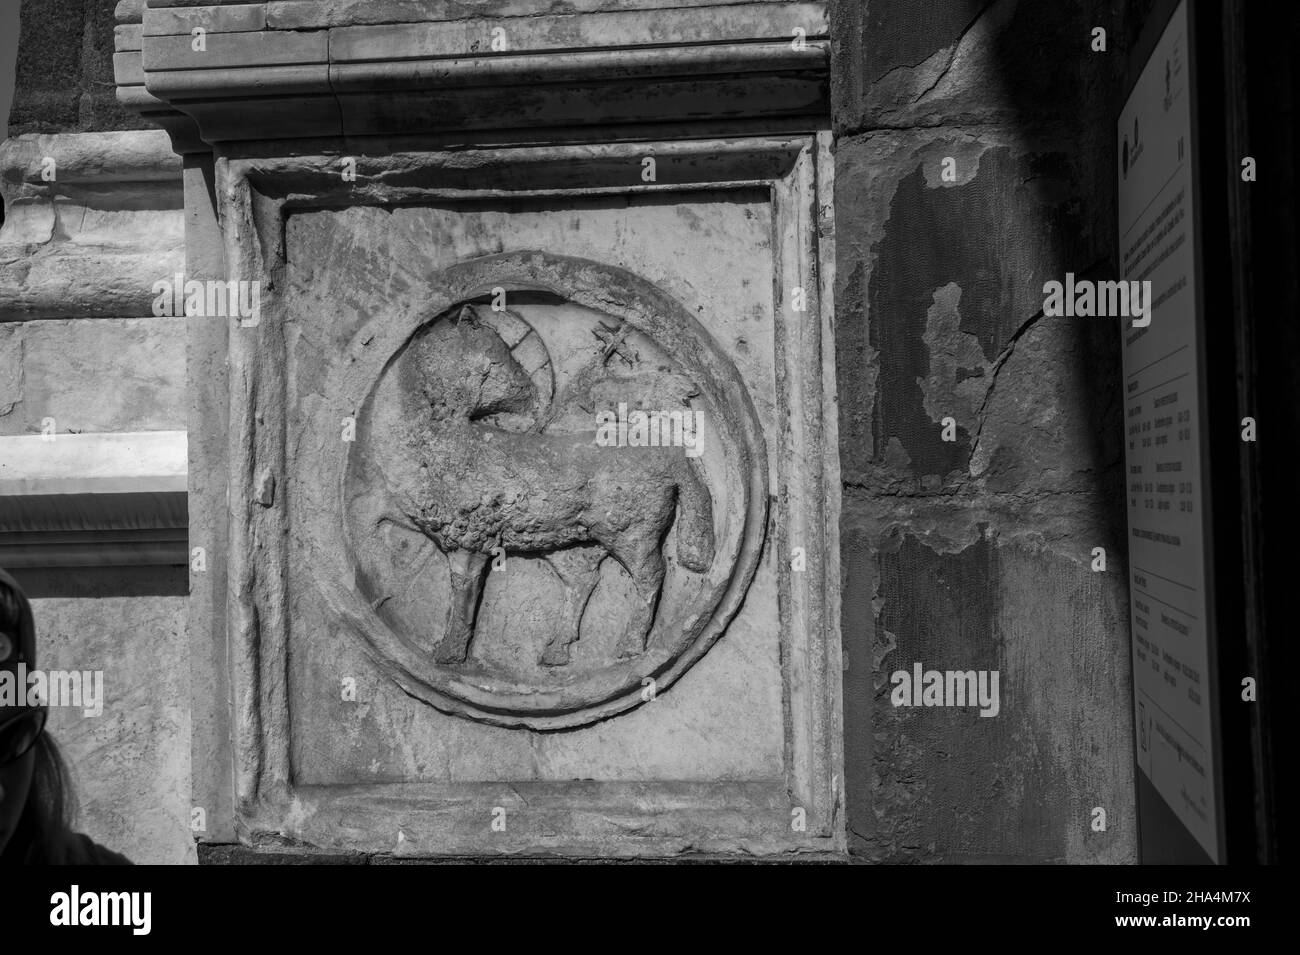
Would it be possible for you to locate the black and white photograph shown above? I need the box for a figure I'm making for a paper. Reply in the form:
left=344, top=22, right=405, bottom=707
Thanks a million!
left=0, top=0, right=1293, bottom=937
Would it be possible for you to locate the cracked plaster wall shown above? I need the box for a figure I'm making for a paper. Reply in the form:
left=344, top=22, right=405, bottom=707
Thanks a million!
left=832, top=0, right=1143, bottom=862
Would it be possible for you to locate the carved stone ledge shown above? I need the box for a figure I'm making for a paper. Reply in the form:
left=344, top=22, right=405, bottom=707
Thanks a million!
left=0, top=131, right=184, bottom=321
left=114, top=2, right=211, bottom=154
left=261, top=0, right=814, bottom=30
left=112, top=1, right=829, bottom=146
left=0, top=431, right=188, bottom=579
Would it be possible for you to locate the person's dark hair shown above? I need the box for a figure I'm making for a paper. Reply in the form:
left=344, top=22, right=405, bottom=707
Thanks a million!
left=0, top=733, right=78, bottom=864
left=0, top=573, right=78, bottom=865
left=0, top=572, right=20, bottom=640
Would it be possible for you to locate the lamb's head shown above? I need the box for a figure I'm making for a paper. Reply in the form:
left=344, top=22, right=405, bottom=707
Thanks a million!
left=413, top=305, right=536, bottom=422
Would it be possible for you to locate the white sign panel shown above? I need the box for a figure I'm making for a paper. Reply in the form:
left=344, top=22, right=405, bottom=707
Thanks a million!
left=1117, top=0, right=1218, bottom=861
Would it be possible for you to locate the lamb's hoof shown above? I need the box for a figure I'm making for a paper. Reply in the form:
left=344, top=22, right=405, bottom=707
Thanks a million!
left=539, top=642, right=572, bottom=667
left=432, top=637, right=469, bottom=665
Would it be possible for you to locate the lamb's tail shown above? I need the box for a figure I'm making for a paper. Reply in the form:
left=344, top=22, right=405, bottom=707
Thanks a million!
left=674, top=462, right=715, bottom=572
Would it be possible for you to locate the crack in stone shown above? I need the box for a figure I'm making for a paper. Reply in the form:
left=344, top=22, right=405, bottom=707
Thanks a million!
left=883, top=0, right=998, bottom=114
left=966, top=307, right=1045, bottom=466
left=966, top=255, right=1110, bottom=469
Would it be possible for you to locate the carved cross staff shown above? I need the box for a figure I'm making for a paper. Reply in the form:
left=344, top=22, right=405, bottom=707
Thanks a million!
left=592, top=320, right=638, bottom=368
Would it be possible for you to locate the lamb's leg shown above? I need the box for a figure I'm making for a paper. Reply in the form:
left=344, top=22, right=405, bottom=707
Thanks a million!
left=611, top=536, right=666, bottom=660
left=433, top=549, right=490, bottom=664
left=539, top=546, right=606, bottom=667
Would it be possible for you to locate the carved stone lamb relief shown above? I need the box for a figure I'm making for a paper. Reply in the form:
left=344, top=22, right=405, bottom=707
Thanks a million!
left=399, top=304, right=716, bottom=667
left=328, top=251, right=768, bottom=730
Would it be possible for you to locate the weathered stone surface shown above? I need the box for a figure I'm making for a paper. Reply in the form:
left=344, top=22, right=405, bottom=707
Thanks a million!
left=268, top=0, right=810, bottom=31
left=199, top=844, right=369, bottom=865
left=284, top=196, right=782, bottom=740
left=0, top=131, right=184, bottom=321
left=32, top=594, right=194, bottom=865
left=0, top=318, right=186, bottom=435
left=0, top=129, right=180, bottom=184
left=851, top=528, right=1133, bottom=863
left=831, top=0, right=1126, bottom=134
left=198, top=841, right=847, bottom=864
left=114, top=23, right=144, bottom=53
left=832, top=0, right=1134, bottom=863
left=328, top=4, right=826, bottom=60
left=0, top=326, right=20, bottom=416
left=205, top=135, right=839, bottom=857
left=115, top=1, right=828, bottom=144
left=142, top=3, right=268, bottom=35
left=0, top=71, right=191, bottom=867
left=143, top=29, right=327, bottom=70
left=834, top=127, right=1117, bottom=491
left=182, top=154, right=236, bottom=844
left=328, top=264, right=765, bottom=728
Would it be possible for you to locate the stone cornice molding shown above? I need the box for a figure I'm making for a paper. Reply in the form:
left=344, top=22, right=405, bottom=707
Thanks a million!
left=0, top=431, right=189, bottom=572
left=113, top=0, right=829, bottom=149
left=0, top=130, right=184, bottom=321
